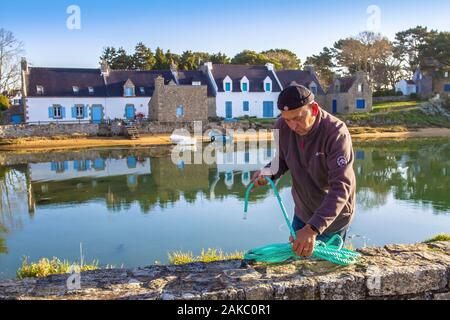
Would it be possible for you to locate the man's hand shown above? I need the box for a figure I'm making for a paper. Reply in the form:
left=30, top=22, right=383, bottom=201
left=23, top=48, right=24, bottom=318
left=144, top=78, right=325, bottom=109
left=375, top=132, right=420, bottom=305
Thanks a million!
left=289, top=224, right=318, bottom=257
left=250, top=168, right=273, bottom=190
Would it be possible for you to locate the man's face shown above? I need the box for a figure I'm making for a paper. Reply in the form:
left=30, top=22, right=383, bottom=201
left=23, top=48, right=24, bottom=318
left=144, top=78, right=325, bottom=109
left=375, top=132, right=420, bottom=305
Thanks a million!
left=281, top=103, right=316, bottom=136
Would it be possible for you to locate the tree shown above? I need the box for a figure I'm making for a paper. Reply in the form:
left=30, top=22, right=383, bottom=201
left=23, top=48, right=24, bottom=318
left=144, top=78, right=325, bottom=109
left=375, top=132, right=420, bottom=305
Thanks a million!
left=260, top=49, right=301, bottom=70
left=0, top=29, right=24, bottom=94
left=394, top=26, right=437, bottom=73
left=0, top=95, right=10, bottom=111
left=132, top=42, right=156, bottom=70
left=231, top=50, right=281, bottom=69
left=305, top=47, right=336, bottom=88
left=100, top=46, right=118, bottom=67
left=154, top=47, right=168, bottom=70
left=209, top=52, right=230, bottom=64
left=420, top=31, right=450, bottom=67
left=165, top=50, right=180, bottom=69
left=179, top=51, right=198, bottom=70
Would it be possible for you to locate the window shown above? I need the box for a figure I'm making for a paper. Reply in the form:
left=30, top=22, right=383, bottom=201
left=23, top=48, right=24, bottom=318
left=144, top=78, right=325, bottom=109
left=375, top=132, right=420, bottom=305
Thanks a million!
left=445, top=72, right=449, bottom=78
left=176, top=105, right=185, bottom=117
left=53, top=105, right=62, bottom=118
left=37, top=85, right=44, bottom=95
left=242, top=82, right=248, bottom=92
left=72, top=86, right=79, bottom=94
left=310, top=85, right=317, bottom=95
left=88, top=87, right=95, bottom=94
left=265, top=83, right=271, bottom=92
left=358, top=84, right=363, bottom=93
left=124, top=87, right=134, bottom=97
left=192, top=81, right=201, bottom=86
left=444, top=84, right=450, bottom=92
left=225, top=82, right=231, bottom=92
left=335, top=85, right=339, bottom=92
left=139, top=87, right=145, bottom=94
left=356, top=99, right=365, bottom=109
left=243, top=101, right=249, bottom=112
left=76, top=105, right=84, bottom=118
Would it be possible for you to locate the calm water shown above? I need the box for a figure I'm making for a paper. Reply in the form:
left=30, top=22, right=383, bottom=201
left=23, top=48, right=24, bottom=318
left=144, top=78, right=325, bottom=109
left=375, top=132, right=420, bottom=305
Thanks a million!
left=0, top=139, right=449, bottom=279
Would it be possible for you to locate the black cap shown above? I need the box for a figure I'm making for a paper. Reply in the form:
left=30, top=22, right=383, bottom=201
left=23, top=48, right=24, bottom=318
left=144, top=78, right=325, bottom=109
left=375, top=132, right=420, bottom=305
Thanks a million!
left=277, top=83, right=315, bottom=111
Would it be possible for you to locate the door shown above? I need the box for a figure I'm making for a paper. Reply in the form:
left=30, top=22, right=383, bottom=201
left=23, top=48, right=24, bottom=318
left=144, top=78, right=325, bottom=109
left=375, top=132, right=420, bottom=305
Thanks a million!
left=91, top=105, right=103, bottom=124
left=125, top=105, right=135, bottom=120
left=263, top=101, right=274, bottom=118
left=332, top=100, right=337, bottom=114
left=11, top=115, right=23, bottom=124
left=225, top=102, right=233, bottom=119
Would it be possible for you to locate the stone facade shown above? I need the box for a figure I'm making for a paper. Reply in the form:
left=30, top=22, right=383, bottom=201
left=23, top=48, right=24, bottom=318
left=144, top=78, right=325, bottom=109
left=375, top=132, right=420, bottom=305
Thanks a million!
left=0, top=123, right=99, bottom=139
left=0, top=241, right=448, bottom=300
left=325, top=71, right=373, bottom=114
left=149, top=76, right=208, bottom=122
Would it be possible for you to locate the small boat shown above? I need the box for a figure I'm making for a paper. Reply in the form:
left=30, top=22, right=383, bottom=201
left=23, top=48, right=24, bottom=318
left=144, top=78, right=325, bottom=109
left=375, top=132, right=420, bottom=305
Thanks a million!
left=170, top=134, right=197, bottom=145
left=208, top=130, right=233, bottom=143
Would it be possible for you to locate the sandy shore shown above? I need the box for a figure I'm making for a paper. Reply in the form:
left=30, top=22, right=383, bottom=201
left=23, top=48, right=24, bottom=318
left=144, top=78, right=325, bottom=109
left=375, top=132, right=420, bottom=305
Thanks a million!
left=0, top=128, right=448, bottom=151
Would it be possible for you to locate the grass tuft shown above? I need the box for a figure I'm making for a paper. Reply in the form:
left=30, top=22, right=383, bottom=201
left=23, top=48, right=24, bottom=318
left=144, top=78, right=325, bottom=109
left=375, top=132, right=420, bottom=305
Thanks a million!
left=16, top=257, right=99, bottom=279
left=168, top=248, right=244, bottom=265
left=423, top=233, right=450, bottom=244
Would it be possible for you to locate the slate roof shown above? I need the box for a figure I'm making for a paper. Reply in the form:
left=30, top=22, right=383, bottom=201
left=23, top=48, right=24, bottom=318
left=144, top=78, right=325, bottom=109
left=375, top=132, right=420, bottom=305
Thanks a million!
left=176, top=70, right=215, bottom=97
left=276, top=70, right=325, bottom=95
left=210, top=64, right=282, bottom=93
left=327, top=76, right=357, bottom=93
left=27, top=68, right=107, bottom=97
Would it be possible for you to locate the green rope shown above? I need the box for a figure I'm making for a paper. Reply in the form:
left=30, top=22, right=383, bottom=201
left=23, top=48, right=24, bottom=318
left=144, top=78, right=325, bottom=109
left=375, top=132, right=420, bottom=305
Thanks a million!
left=243, top=177, right=360, bottom=266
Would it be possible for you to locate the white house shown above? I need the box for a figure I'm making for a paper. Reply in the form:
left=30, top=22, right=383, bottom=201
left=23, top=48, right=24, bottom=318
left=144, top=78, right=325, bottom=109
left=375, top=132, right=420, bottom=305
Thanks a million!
left=200, top=62, right=283, bottom=119
left=21, top=59, right=213, bottom=124
left=395, top=79, right=417, bottom=96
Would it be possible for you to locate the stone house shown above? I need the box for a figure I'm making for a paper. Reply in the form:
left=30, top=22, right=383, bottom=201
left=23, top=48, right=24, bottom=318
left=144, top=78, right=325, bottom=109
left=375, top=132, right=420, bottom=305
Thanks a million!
left=148, top=75, right=208, bottom=122
left=325, top=71, right=373, bottom=114
left=416, top=58, right=450, bottom=99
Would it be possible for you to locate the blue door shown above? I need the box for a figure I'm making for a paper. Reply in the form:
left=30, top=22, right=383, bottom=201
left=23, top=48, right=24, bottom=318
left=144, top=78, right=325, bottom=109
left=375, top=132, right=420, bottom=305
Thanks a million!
left=332, top=100, right=337, bottom=114
left=356, top=99, right=365, bottom=109
left=91, top=105, right=103, bottom=124
left=11, top=115, right=23, bottom=124
left=263, top=101, right=274, bottom=118
left=225, top=102, right=232, bottom=119
left=125, top=105, right=135, bottom=119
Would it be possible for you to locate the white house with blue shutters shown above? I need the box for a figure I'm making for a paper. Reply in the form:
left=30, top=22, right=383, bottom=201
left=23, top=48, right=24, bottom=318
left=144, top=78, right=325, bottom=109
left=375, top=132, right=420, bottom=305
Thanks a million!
left=21, top=59, right=213, bottom=124
left=200, top=62, right=283, bottom=119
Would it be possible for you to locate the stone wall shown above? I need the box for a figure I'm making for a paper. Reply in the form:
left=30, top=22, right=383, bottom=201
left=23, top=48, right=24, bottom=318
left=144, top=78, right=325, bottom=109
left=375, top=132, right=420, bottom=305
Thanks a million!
left=0, top=241, right=448, bottom=300
left=0, top=123, right=99, bottom=139
left=149, top=76, right=208, bottom=122
left=373, top=96, right=412, bottom=103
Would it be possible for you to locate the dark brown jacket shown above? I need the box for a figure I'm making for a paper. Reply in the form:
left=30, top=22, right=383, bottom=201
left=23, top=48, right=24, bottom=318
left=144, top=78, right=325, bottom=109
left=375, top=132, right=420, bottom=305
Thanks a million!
left=267, top=107, right=356, bottom=234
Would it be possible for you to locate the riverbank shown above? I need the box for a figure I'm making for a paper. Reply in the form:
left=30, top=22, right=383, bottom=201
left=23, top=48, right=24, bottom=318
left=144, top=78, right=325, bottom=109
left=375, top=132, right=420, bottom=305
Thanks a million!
left=0, top=128, right=449, bottom=152
left=1, top=240, right=449, bottom=300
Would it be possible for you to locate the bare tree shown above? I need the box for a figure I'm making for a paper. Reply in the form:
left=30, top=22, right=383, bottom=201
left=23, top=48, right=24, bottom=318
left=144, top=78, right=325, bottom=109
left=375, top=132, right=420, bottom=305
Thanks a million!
left=0, top=29, right=24, bottom=95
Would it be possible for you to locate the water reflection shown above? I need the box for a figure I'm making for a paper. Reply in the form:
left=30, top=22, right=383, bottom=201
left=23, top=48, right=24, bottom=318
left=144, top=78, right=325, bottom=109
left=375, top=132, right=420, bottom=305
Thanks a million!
left=0, top=139, right=449, bottom=277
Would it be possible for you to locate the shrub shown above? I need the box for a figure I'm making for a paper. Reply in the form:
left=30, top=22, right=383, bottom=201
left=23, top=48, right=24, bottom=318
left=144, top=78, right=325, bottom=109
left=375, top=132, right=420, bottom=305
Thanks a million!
left=16, top=257, right=99, bottom=279
left=168, top=248, right=244, bottom=265
left=0, top=95, right=10, bottom=111
left=423, top=233, right=450, bottom=243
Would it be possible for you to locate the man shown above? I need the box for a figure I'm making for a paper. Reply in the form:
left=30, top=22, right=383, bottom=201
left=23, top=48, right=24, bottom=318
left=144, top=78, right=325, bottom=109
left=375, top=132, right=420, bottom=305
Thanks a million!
left=252, top=84, right=356, bottom=258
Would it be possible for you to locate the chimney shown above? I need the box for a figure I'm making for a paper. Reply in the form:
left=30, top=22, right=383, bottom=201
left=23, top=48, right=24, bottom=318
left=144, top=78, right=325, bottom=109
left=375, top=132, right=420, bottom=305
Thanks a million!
left=170, top=63, right=179, bottom=85
left=21, top=57, right=29, bottom=74
left=304, top=65, right=315, bottom=74
left=265, top=63, right=274, bottom=71
left=101, top=60, right=110, bottom=77
left=155, top=75, right=165, bottom=89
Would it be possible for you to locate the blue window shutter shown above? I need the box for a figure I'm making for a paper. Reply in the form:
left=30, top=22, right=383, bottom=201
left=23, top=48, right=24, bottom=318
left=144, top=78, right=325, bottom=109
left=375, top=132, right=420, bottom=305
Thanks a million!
left=63, top=161, right=69, bottom=170
left=243, top=101, right=249, bottom=112
left=85, top=160, right=91, bottom=170
left=265, top=83, right=271, bottom=92
left=50, top=162, right=57, bottom=171
left=74, top=160, right=79, bottom=170
left=72, top=106, right=77, bottom=118
left=225, top=82, right=231, bottom=92
left=61, top=106, right=66, bottom=118
left=48, top=106, right=53, bottom=119
left=356, top=99, right=365, bottom=109
left=444, top=84, right=450, bottom=92
left=83, top=105, right=88, bottom=118
left=242, top=83, right=248, bottom=92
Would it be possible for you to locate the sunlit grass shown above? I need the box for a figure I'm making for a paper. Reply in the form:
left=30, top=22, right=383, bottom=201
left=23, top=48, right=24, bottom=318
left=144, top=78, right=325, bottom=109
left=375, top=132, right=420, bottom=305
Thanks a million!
left=168, top=248, right=244, bottom=265
left=16, top=257, right=99, bottom=279
left=423, top=233, right=450, bottom=243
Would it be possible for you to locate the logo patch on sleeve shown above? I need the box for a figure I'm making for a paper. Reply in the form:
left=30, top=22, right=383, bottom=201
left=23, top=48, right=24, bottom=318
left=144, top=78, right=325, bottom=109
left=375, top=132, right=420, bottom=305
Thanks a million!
left=337, top=155, right=348, bottom=168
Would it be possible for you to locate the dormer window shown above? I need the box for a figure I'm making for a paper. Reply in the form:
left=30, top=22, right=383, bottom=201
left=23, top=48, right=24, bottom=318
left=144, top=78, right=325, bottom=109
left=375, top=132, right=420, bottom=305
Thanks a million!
left=37, top=85, right=44, bottom=95
left=240, top=77, right=249, bottom=92
left=88, top=87, right=95, bottom=94
left=139, top=87, right=145, bottom=94
left=192, top=81, right=201, bottom=86
left=358, top=84, right=363, bottom=93
left=72, top=86, right=79, bottom=94
left=265, top=83, right=271, bottom=92
left=225, top=82, right=231, bottom=92
left=124, top=87, right=134, bottom=97
left=309, top=83, right=318, bottom=95
left=335, top=84, right=340, bottom=92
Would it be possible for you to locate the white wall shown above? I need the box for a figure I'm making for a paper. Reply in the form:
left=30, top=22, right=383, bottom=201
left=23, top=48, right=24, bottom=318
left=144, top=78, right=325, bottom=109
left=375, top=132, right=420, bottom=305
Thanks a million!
left=216, top=92, right=281, bottom=118
left=395, top=80, right=417, bottom=96
left=26, top=97, right=151, bottom=123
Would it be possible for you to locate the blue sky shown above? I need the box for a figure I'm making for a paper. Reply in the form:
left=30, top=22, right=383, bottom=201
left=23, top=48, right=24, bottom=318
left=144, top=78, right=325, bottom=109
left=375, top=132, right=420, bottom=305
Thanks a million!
left=1, top=0, right=449, bottom=68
